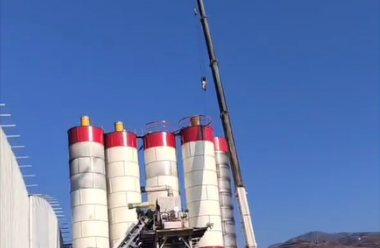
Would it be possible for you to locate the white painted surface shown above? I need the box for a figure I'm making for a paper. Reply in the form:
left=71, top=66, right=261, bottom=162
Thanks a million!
left=0, top=128, right=30, bottom=248
left=0, top=127, right=63, bottom=248
left=29, top=195, right=63, bottom=248
left=182, top=140, right=224, bottom=248
left=236, top=186, right=257, bottom=248
left=144, top=146, right=180, bottom=203
left=70, top=141, right=110, bottom=248
left=105, top=146, right=141, bottom=246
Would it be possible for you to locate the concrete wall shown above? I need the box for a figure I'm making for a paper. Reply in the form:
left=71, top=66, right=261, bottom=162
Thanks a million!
left=0, top=127, right=30, bottom=247
left=29, top=195, right=64, bottom=248
left=0, top=127, right=63, bottom=248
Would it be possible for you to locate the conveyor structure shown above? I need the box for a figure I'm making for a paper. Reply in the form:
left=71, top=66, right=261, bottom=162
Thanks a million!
left=113, top=196, right=210, bottom=248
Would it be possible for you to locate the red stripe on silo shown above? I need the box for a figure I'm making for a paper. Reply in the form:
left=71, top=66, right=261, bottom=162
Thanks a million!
left=68, top=126, right=104, bottom=145
left=214, top=137, right=228, bottom=152
left=104, top=131, right=138, bottom=148
left=180, top=126, right=214, bottom=144
left=144, top=132, right=176, bottom=149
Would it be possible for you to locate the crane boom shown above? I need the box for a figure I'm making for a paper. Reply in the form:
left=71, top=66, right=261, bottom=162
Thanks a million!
left=195, top=1, right=258, bottom=248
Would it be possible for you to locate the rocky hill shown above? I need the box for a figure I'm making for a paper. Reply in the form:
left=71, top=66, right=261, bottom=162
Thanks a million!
left=269, top=231, right=380, bottom=248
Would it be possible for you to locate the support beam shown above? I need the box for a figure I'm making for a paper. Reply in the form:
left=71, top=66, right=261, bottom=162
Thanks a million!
left=0, top=124, right=16, bottom=128
left=6, top=134, right=20, bottom=138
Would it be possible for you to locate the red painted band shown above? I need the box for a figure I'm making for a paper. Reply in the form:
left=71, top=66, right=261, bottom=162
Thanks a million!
left=180, top=126, right=214, bottom=144
left=68, top=126, right=104, bottom=145
left=214, top=137, right=228, bottom=152
left=104, top=131, right=138, bottom=148
left=144, top=132, right=176, bottom=149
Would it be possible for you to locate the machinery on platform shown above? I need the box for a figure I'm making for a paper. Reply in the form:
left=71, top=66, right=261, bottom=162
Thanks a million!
left=113, top=196, right=210, bottom=248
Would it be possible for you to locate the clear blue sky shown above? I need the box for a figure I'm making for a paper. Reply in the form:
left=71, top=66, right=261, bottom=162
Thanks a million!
left=1, top=1, right=379, bottom=247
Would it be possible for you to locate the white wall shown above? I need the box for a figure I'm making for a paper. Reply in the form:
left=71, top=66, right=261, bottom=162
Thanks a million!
left=0, top=127, right=30, bottom=247
left=0, top=127, right=63, bottom=248
left=29, top=195, right=64, bottom=248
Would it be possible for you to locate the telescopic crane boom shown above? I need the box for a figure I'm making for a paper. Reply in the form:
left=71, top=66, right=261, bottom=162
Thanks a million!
left=195, top=1, right=258, bottom=248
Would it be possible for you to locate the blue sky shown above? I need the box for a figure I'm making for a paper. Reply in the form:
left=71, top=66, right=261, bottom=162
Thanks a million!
left=1, top=1, right=379, bottom=247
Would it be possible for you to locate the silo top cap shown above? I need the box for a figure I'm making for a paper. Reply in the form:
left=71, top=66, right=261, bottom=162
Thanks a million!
left=80, top=116, right=91, bottom=126
left=114, top=121, right=124, bottom=132
left=190, top=116, right=201, bottom=126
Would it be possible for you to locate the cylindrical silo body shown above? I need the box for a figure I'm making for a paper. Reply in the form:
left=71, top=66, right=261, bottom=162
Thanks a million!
left=68, top=116, right=109, bottom=248
left=214, top=137, right=237, bottom=248
left=179, top=115, right=224, bottom=248
left=105, top=122, right=142, bottom=246
left=143, top=121, right=180, bottom=203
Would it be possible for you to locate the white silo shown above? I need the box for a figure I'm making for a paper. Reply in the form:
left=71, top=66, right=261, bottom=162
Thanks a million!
left=143, top=121, right=180, bottom=206
left=214, top=137, right=237, bottom=248
left=179, top=115, right=224, bottom=248
left=67, top=116, right=109, bottom=248
left=104, top=121, right=142, bottom=246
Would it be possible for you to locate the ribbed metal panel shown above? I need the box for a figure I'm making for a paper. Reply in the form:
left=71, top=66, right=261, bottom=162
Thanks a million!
left=215, top=151, right=237, bottom=248
left=29, top=195, right=63, bottom=248
left=0, top=127, right=30, bottom=248
left=0, top=127, right=64, bottom=247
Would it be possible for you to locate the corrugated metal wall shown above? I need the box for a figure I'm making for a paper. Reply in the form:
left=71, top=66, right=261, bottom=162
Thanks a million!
left=29, top=195, right=63, bottom=248
left=0, top=127, right=64, bottom=248
left=0, top=127, right=30, bottom=247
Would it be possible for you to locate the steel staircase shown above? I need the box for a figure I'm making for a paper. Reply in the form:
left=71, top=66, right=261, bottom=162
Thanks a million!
left=114, top=216, right=153, bottom=248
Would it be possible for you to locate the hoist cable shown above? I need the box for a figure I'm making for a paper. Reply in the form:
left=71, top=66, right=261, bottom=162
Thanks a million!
left=194, top=4, right=207, bottom=81
left=203, top=87, right=208, bottom=114
left=194, top=3, right=209, bottom=115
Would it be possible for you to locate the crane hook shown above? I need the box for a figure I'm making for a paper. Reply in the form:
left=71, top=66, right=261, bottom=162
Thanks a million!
left=201, top=76, right=207, bottom=91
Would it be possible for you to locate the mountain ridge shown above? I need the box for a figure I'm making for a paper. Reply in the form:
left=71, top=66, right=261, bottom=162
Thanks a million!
left=269, top=231, right=380, bottom=248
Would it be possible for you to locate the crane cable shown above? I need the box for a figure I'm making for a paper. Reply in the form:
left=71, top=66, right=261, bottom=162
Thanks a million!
left=194, top=5, right=208, bottom=114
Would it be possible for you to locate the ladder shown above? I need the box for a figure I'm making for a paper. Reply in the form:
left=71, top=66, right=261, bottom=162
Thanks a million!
left=114, top=216, right=153, bottom=248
